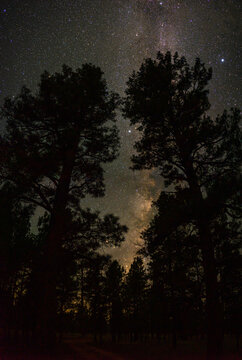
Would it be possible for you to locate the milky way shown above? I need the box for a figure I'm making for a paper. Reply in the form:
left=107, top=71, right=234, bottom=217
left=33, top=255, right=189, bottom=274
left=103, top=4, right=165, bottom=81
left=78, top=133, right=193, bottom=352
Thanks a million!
left=0, top=0, right=241, bottom=267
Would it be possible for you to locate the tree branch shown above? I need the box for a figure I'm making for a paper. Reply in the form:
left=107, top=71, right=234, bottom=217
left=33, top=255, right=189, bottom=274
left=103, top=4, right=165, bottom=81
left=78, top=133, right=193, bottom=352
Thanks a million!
left=21, top=196, right=50, bottom=212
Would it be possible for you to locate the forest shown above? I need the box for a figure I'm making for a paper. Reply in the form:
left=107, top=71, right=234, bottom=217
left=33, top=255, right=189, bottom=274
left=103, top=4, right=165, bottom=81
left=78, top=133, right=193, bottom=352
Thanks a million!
left=0, top=52, right=241, bottom=360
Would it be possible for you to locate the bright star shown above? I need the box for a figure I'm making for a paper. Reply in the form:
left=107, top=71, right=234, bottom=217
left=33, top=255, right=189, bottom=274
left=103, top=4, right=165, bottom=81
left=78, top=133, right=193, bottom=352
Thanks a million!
left=221, top=58, right=225, bottom=63
left=128, top=129, right=132, bottom=133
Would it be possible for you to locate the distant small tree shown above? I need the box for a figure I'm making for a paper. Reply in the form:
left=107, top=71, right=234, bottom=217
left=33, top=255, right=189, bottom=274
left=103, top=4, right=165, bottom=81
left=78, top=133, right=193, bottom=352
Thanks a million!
left=124, top=257, right=148, bottom=342
left=147, top=252, right=168, bottom=342
left=143, top=215, right=204, bottom=347
left=85, top=255, right=110, bottom=343
left=0, top=185, right=34, bottom=342
left=123, top=51, right=241, bottom=359
left=105, top=260, right=124, bottom=343
left=213, top=215, right=242, bottom=350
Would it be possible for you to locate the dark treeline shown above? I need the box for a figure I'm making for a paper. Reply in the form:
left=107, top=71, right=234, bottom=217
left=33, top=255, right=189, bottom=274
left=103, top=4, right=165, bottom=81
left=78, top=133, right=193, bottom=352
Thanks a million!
left=0, top=52, right=241, bottom=360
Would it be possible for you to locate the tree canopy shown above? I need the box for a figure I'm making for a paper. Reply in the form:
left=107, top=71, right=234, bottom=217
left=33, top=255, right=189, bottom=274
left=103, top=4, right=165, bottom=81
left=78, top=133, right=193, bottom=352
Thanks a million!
left=123, top=51, right=241, bottom=359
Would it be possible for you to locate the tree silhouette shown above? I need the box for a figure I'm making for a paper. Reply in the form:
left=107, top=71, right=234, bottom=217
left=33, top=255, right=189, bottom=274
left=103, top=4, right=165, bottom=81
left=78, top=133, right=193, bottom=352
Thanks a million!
left=105, top=260, right=124, bottom=343
left=143, top=216, right=205, bottom=346
left=85, top=254, right=110, bottom=343
left=147, top=251, right=169, bottom=343
left=0, top=64, right=120, bottom=346
left=124, top=257, right=148, bottom=342
left=0, top=185, right=35, bottom=344
left=213, top=214, right=242, bottom=351
left=123, top=51, right=241, bottom=359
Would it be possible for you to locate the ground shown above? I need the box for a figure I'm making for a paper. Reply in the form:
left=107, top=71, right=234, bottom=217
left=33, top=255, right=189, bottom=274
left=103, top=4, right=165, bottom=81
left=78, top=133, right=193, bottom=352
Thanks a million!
left=0, top=335, right=240, bottom=359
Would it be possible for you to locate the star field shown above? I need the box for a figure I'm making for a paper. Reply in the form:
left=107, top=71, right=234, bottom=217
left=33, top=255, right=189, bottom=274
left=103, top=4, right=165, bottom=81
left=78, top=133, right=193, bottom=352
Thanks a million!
left=0, top=0, right=241, bottom=268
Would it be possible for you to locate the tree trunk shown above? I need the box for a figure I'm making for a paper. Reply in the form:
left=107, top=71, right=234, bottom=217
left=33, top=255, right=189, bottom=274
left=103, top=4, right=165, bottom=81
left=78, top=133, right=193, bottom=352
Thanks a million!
left=35, top=132, right=80, bottom=348
left=184, top=160, right=224, bottom=359
left=198, top=220, right=223, bottom=360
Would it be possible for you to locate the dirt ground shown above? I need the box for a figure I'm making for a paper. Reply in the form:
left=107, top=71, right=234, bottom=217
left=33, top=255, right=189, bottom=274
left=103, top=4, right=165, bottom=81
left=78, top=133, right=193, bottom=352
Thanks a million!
left=0, top=335, right=240, bottom=360
left=66, top=335, right=241, bottom=360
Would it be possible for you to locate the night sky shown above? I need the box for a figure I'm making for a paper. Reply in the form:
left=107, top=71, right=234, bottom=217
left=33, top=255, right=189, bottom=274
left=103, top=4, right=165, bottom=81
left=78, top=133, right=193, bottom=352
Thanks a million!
left=1, top=0, right=241, bottom=268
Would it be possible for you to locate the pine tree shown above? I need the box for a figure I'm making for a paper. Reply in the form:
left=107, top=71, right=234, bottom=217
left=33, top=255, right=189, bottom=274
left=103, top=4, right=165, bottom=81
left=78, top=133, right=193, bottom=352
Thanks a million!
left=85, top=255, right=110, bottom=343
left=123, top=51, right=241, bottom=358
left=143, top=217, right=204, bottom=346
left=0, top=185, right=34, bottom=342
left=124, top=257, right=148, bottom=342
left=0, top=64, right=120, bottom=346
left=105, top=260, right=124, bottom=343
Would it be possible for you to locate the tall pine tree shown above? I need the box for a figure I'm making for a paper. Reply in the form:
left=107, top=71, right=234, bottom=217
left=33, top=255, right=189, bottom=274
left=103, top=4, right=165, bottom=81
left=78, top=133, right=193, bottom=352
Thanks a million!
left=0, top=64, right=120, bottom=346
left=123, top=51, right=241, bottom=359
